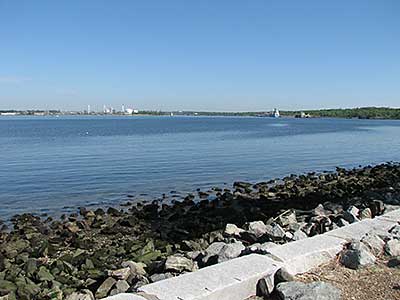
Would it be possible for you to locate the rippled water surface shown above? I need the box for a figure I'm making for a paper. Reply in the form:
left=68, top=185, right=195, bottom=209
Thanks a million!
left=1, top=116, right=400, bottom=219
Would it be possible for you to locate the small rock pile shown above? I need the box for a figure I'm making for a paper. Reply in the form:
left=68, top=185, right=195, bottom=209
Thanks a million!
left=338, top=223, right=400, bottom=270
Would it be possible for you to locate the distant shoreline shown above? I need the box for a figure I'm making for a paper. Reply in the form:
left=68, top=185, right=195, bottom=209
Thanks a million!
left=1, top=107, right=400, bottom=120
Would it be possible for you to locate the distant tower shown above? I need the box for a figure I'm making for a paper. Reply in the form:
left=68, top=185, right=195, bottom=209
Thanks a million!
left=103, top=105, right=106, bottom=114
left=87, top=105, right=91, bottom=114
left=122, top=104, right=125, bottom=113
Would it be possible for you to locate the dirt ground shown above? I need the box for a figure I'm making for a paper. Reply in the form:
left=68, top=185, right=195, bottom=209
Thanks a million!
left=297, top=258, right=400, bottom=300
left=247, top=257, right=400, bottom=300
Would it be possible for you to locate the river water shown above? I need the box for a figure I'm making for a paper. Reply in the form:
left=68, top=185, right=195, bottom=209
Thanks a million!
left=1, top=115, right=399, bottom=219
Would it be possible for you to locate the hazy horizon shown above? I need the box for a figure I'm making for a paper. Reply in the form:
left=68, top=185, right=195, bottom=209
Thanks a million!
left=1, top=1, right=399, bottom=111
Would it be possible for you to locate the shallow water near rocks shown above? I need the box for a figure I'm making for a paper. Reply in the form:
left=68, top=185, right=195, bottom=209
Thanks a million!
left=1, top=116, right=400, bottom=219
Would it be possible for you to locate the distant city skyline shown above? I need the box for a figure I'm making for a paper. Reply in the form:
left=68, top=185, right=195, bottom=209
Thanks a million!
left=1, top=1, right=399, bottom=111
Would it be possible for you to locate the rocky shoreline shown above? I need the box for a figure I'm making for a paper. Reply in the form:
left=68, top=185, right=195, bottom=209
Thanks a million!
left=1, top=162, right=400, bottom=300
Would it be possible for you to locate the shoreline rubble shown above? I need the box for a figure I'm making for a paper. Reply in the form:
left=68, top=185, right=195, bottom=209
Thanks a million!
left=1, top=162, right=400, bottom=299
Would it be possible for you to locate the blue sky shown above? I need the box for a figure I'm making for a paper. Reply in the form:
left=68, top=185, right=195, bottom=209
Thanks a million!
left=0, top=0, right=399, bottom=111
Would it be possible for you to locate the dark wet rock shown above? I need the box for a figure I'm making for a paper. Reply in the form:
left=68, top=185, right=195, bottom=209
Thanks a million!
left=387, top=256, right=400, bottom=268
left=256, top=275, right=274, bottom=297
left=274, top=267, right=295, bottom=285
left=343, top=206, right=360, bottom=223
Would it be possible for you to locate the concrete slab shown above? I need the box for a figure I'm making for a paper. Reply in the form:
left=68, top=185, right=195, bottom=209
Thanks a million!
left=102, top=294, right=148, bottom=300
left=266, top=234, right=346, bottom=275
left=378, top=209, right=400, bottom=222
left=139, top=254, right=281, bottom=300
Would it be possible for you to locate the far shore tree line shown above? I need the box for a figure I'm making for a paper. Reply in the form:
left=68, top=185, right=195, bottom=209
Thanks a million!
left=1, top=107, right=400, bottom=119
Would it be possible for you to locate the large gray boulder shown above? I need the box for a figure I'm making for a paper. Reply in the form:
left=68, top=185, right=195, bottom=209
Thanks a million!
left=361, top=233, right=385, bottom=255
left=202, top=242, right=245, bottom=264
left=339, top=241, right=376, bottom=269
left=246, top=221, right=268, bottom=238
left=276, top=281, right=341, bottom=300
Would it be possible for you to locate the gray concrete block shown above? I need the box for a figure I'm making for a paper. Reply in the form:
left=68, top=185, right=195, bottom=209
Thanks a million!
left=139, top=254, right=281, bottom=300
left=102, top=294, right=148, bottom=300
left=267, top=235, right=346, bottom=275
left=378, top=209, right=400, bottom=222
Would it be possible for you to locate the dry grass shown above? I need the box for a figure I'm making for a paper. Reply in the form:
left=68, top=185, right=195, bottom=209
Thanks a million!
left=247, top=257, right=400, bottom=300
left=297, top=258, right=400, bottom=300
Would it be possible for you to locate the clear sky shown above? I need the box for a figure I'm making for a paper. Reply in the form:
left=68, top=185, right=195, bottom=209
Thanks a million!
left=0, top=0, right=399, bottom=111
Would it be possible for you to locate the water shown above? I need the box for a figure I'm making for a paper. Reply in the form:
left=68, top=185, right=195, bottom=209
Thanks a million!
left=1, top=115, right=400, bottom=219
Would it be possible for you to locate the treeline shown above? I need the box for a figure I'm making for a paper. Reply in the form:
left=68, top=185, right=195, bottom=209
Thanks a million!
left=281, top=107, right=400, bottom=119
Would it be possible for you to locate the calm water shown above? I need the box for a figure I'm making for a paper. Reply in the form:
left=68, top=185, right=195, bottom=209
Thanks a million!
left=1, top=116, right=400, bottom=219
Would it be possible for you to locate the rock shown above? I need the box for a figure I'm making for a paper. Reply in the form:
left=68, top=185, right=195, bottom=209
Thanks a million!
left=343, top=206, right=360, bottom=223
left=246, top=242, right=278, bottom=254
left=274, top=268, right=295, bottom=285
left=256, top=275, right=274, bottom=297
left=217, top=242, right=245, bottom=263
left=276, top=281, right=341, bottom=300
left=165, top=255, right=196, bottom=273
left=359, top=208, right=372, bottom=219
left=385, top=239, right=400, bottom=257
left=340, top=241, right=376, bottom=269
left=95, top=277, right=117, bottom=299
left=24, top=258, right=37, bottom=275
left=265, top=223, right=286, bottom=239
left=389, top=224, right=400, bottom=239
left=246, top=221, right=268, bottom=238
left=292, top=230, right=308, bottom=241
left=37, top=266, right=55, bottom=281
left=109, top=267, right=131, bottom=280
left=313, top=204, right=329, bottom=216
left=285, top=231, right=293, bottom=240
left=121, top=261, right=147, bottom=276
left=224, top=224, right=244, bottom=236
left=277, top=211, right=297, bottom=227
left=16, top=282, right=41, bottom=299
left=65, top=291, right=94, bottom=300
left=337, top=218, right=350, bottom=227
left=202, top=242, right=245, bottom=265
left=150, top=273, right=174, bottom=282
left=361, top=233, right=385, bottom=255
left=114, top=280, right=130, bottom=293
left=387, top=256, right=400, bottom=268
left=0, top=280, right=17, bottom=294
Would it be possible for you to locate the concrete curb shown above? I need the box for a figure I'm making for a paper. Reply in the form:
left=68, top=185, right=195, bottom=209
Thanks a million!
left=102, top=209, right=400, bottom=300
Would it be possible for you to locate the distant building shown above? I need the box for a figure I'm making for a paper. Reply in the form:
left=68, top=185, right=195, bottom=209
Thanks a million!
left=0, top=112, right=17, bottom=116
